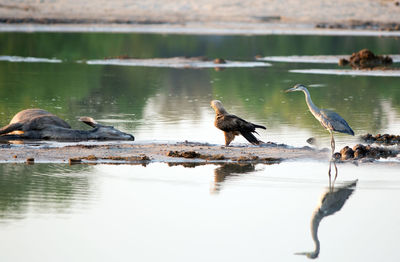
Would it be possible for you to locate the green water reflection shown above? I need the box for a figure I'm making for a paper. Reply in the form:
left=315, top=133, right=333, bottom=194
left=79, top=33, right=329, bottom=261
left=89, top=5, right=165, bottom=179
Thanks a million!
left=0, top=33, right=399, bottom=142
left=0, top=164, right=93, bottom=221
left=2, top=33, right=399, bottom=60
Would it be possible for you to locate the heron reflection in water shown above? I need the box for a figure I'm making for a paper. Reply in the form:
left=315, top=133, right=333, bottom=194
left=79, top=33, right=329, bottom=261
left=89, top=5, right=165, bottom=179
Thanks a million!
left=296, top=164, right=358, bottom=259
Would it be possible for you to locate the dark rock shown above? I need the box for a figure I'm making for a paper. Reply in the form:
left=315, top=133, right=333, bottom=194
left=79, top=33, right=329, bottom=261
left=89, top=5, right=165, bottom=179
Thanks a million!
left=306, top=137, right=317, bottom=145
left=353, top=144, right=368, bottom=159
left=338, top=58, right=349, bottom=66
left=333, top=152, right=342, bottom=160
left=339, top=49, right=392, bottom=69
left=340, top=146, right=354, bottom=160
left=214, top=58, right=226, bottom=64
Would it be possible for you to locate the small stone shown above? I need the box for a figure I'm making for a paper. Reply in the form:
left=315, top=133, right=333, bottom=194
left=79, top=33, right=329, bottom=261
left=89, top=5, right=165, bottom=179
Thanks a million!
left=214, top=58, right=226, bottom=64
left=306, top=137, right=317, bottom=145
left=69, top=158, right=82, bottom=164
left=333, top=152, right=341, bottom=160
left=338, top=58, right=349, bottom=66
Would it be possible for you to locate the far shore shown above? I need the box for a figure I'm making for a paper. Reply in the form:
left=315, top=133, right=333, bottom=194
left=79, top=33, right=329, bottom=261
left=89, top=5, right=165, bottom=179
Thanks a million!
left=1, top=0, right=400, bottom=36
left=1, top=23, right=400, bottom=37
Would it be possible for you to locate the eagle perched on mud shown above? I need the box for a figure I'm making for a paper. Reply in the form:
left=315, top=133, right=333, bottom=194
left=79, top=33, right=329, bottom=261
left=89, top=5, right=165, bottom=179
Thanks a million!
left=210, top=100, right=266, bottom=146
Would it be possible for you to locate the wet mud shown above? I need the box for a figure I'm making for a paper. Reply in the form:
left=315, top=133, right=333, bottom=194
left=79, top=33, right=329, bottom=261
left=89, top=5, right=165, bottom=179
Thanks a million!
left=361, top=133, right=400, bottom=145
left=0, top=17, right=167, bottom=25
left=69, top=154, right=151, bottom=164
left=167, top=150, right=281, bottom=163
left=338, top=49, right=393, bottom=69
left=0, top=141, right=397, bottom=164
left=338, top=144, right=399, bottom=161
left=316, top=20, right=400, bottom=31
left=0, top=141, right=328, bottom=164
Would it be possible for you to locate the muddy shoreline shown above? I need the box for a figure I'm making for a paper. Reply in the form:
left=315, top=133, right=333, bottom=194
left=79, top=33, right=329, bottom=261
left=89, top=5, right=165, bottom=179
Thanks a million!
left=1, top=141, right=398, bottom=165
left=0, top=141, right=330, bottom=164
left=1, top=0, right=400, bottom=35
left=1, top=18, right=399, bottom=32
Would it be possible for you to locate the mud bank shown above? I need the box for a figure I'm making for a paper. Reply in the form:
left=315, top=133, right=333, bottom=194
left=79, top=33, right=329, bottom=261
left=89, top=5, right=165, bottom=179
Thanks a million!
left=1, top=1, right=400, bottom=36
left=0, top=142, right=329, bottom=164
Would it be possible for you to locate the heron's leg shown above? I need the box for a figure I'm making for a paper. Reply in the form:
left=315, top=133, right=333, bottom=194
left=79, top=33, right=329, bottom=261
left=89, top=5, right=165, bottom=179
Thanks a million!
left=330, top=131, right=335, bottom=157
left=328, top=161, right=332, bottom=188
left=332, top=161, right=338, bottom=186
left=328, top=160, right=338, bottom=190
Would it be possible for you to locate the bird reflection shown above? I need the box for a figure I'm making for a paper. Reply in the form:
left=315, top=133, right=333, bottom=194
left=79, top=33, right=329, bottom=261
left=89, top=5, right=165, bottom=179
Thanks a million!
left=210, top=163, right=255, bottom=193
left=296, top=165, right=358, bottom=259
left=328, top=160, right=338, bottom=188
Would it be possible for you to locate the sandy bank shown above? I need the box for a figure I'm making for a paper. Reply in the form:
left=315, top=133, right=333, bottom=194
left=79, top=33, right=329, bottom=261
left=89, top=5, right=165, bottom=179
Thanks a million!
left=0, top=0, right=400, bottom=34
left=0, top=142, right=330, bottom=164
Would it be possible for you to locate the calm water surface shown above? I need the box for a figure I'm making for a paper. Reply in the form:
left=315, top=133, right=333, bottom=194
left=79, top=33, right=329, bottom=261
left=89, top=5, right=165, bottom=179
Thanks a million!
left=0, top=32, right=400, bottom=261
left=0, top=162, right=400, bottom=261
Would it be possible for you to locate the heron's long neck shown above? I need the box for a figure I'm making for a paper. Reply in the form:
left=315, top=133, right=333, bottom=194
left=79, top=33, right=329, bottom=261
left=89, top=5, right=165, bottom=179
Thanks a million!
left=302, top=89, right=320, bottom=118
left=309, top=209, right=322, bottom=258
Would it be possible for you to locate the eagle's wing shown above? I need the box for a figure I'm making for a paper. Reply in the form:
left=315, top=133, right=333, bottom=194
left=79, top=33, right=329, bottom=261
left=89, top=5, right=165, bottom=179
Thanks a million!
left=216, top=114, right=254, bottom=131
left=216, top=114, right=264, bottom=145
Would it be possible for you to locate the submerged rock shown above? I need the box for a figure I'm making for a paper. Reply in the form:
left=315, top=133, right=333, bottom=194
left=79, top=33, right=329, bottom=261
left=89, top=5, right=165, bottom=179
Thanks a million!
left=339, top=49, right=392, bottom=69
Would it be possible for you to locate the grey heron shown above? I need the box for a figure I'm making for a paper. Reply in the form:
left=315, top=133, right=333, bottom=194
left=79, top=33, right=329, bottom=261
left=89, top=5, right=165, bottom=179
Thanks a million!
left=285, top=84, right=354, bottom=156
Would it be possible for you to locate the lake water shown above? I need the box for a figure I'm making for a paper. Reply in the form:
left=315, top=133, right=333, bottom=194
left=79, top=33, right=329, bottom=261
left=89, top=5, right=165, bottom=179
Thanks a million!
left=0, top=32, right=400, bottom=261
left=1, top=162, right=400, bottom=262
left=1, top=33, right=400, bottom=147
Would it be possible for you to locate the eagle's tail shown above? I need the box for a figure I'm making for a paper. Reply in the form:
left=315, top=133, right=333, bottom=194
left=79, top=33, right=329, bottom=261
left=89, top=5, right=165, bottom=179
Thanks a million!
left=253, top=124, right=266, bottom=130
left=240, top=131, right=263, bottom=145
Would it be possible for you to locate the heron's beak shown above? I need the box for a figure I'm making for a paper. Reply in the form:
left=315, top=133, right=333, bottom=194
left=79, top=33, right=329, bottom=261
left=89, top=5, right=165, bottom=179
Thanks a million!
left=294, top=252, right=308, bottom=255
left=285, top=87, right=296, bottom=93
